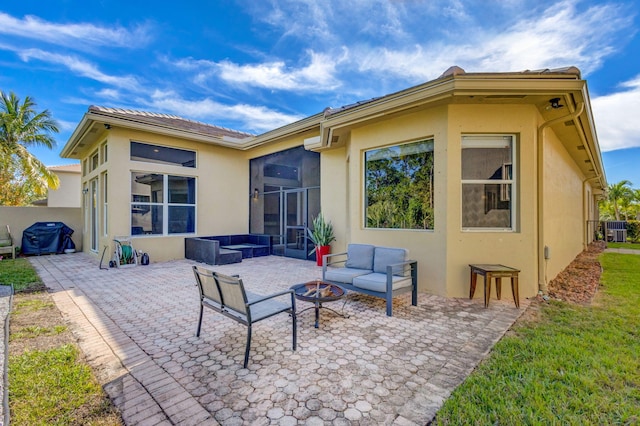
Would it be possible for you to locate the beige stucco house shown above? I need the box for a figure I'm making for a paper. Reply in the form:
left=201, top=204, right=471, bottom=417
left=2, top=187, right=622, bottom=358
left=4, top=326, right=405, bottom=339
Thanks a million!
left=34, top=164, right=82, bottom=208
left=61, top=66, right=606, bottom=300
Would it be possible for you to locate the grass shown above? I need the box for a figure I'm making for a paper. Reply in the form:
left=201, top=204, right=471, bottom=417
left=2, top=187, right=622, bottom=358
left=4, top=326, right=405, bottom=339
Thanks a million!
left=434, top=252, right=640, bottom=425
left=7, top=265, right=123, bottom=425
left=9, top=345, right=115, bottom=425
left=0, top=258, right=44, bottom=292
left=607, top=241, right=640, bottom=250
left=9, top=325, right=67, bottom=341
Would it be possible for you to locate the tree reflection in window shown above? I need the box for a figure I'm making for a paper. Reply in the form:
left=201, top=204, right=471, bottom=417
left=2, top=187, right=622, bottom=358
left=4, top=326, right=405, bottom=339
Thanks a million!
left=365, top=139, right=434, bottom=229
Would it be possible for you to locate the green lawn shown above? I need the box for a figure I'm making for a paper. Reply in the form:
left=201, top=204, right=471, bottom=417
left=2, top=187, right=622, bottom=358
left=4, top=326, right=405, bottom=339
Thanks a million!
left=0, top=258, right=44, bottom=292
left=434, top=252, right=640, bottom=425
left=9, top=345, right=112, bottom=425
left=607, top=242, right=640, bottom=250
left=6, top=260, right=122, bottom=425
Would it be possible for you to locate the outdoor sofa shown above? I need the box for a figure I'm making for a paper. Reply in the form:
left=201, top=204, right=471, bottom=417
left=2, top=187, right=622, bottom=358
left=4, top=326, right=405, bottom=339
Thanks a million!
left=205, top=234, right=271, bottom=259
left=322, top=244, right=418, bottom=316
left=185, top=234, right=271, bottom=265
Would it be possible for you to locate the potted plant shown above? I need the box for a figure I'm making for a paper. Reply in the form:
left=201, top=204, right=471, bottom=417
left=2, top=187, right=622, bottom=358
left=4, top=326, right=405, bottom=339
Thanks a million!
left=307, top=213, right=336, bottom=266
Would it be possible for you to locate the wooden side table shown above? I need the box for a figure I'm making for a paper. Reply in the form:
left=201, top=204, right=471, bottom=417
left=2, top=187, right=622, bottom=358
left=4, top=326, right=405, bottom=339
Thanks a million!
left=469, top=264, right=520, bottom=308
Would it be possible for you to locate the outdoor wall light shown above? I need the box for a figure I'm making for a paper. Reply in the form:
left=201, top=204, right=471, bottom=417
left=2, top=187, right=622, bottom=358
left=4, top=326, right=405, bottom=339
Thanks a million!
left=548, top=98, right=564, bottom=109
left=104, top=123, right=111, bottom=129
left=252, top=188, right=259, bottom=200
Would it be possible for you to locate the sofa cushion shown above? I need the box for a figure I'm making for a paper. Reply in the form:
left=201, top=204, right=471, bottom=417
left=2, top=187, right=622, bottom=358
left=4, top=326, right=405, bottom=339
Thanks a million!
left=373, top=247, right=408, bottom=274
left=324, top=267, right=372, bottom=284
left=352, top=273, right=412, bottom=293
left=0, top=239, right=11, bottom=248
left=344, top=244, right=375, bottom=270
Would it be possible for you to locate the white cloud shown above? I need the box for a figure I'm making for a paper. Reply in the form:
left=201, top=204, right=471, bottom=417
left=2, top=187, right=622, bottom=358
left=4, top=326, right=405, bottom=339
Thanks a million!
left=0, top=12, right=152, bottom=49
left=56, top=119, right=79, bottom=132
left=592, top=76, right=640, bottom=152
left=170, top=50, right=345, bottom=93
left=17, top=49, right=141, bottom=91
left=146, top=90, right=304, bottom=133
left=352, top=1, right=633, bottom=81
left=217, top=50, right=343, bottom=91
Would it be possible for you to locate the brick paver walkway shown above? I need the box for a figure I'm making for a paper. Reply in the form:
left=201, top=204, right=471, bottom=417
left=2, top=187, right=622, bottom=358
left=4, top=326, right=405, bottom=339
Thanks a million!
left=30, top=253, right=526, bottom=425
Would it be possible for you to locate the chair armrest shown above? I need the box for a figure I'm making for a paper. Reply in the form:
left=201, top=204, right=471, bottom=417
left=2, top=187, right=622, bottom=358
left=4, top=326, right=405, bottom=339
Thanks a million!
left=322, top=252, right=348, bottom=278
left=385, top=259, right=418, bottom=277
left=323, top=251, right=347, bottom=264
left=247, top=289, right=295, bottom=306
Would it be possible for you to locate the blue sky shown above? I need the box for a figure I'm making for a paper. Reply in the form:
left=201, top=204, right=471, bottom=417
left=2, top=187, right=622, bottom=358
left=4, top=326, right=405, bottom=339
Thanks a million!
left=1, top=0, right=639, bottom=187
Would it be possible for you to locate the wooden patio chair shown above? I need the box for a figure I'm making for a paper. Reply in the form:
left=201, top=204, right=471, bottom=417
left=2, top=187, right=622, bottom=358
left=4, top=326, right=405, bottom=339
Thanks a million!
left=192, top=266, right=297, bottom=368
left=0, top=225, right=16, bottom=260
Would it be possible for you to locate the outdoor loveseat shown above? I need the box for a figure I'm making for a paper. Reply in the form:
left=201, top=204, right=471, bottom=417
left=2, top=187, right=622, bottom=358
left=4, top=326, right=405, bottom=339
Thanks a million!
left=322, top=244, right=418, bottom=316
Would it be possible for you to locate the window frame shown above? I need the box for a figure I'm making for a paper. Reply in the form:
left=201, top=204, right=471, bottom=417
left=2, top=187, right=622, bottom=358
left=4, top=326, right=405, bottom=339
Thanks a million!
left=363, top=137, right=435, bottom=231
left=102, top=172, right=108, bottom=236
left=89, top=150, right=99, bottom=172
left=461, top=134, right=517, bottom=232
left=130, top=171, right=197, bottom=236
left=130, top=141, right=196, bottom=168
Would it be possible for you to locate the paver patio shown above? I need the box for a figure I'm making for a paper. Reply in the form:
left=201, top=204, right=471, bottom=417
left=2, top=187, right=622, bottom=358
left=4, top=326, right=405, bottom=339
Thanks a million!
left=29, top=253, right=527, bottom=425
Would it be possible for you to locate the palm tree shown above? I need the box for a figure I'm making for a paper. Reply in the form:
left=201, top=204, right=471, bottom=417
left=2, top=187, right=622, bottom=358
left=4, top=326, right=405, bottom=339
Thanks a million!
left=607, top=180, right=633, bottom=221
left=0, top=91, right=59, bottom=205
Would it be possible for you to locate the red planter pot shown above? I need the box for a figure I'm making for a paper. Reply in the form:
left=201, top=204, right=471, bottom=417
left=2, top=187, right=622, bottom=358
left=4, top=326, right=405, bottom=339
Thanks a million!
left=316, top=245, right=330, bottom=266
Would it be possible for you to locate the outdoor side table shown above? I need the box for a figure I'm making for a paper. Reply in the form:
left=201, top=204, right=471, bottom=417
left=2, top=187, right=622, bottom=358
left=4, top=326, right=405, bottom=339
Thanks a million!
left=290, top=281, right=349, bottom=328
left=469, top=264, right=520, bottom=308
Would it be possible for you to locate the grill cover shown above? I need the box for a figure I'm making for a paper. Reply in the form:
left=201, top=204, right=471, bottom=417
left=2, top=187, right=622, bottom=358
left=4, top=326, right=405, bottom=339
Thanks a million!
left=21, top=222, right=74, bottom=255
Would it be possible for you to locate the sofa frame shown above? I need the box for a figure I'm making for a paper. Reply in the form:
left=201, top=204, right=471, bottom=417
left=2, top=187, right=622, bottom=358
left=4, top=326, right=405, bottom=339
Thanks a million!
left=322, top=244, right=418, bottom=316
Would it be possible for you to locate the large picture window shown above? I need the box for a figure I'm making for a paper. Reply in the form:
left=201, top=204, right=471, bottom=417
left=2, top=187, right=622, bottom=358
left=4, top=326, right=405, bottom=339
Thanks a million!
left=365, top=139, right=434, bottom=230
left=131, top=172, right=196, bottom=235
left=461, top=135, right=515, bottom=230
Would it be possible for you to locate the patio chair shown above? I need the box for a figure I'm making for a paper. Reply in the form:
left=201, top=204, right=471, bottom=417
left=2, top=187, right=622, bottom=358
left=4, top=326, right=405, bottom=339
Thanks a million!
left=192, top=266, right=297, bottom=368
left=0, top=225, right=16, bottom=259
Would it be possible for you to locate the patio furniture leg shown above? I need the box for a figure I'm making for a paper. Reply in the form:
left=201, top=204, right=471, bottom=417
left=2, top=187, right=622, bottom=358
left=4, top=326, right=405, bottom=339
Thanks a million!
left=470, top=269, right=477, bottom=299
left=511, top=276, right=520, bottom=308
left=484, top=273, right=492, bottom=308
left=386, top=294, right=393, bottom=317
left=291, top=295, right=297, bottom=350
left=195, top=303, right=204, bottom=337
left=496, top=277, right=502, bottom=300
left=244, top=326, right=252, bottom=368
left=292, top=312, right=297, bottom=351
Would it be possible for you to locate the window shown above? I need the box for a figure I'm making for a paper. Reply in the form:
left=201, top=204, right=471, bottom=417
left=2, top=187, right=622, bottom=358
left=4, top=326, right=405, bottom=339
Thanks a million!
left=131, top=172, right=196, bottom=235
left=130, top=141, right=196, bottom=168
left=100, top=142, right=108, bottom=164
left=102, top=172, right=108, bottom=236
left=90, top=150, right=99, bottom=172
left=461, top=135, right=515, bottom=230
left=364, top=139, right=434, bottom=230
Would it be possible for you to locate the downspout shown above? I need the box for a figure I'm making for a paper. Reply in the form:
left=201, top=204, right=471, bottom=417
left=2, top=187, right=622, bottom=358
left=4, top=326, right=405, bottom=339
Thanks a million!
left=536, top=101, right=585, bottom=295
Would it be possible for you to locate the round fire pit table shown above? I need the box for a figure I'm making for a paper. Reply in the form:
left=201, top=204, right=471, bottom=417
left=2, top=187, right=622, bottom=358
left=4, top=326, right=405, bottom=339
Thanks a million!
left=290, top=281, right=349, bottom=328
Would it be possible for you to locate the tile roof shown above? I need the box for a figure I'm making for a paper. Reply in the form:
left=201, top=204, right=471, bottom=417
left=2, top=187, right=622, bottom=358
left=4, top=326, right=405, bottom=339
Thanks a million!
left=48, top=164, right=81, bottom=173
left=89, top=106, right=254, bottom=139
left=324, top=66, right=583, bottom=117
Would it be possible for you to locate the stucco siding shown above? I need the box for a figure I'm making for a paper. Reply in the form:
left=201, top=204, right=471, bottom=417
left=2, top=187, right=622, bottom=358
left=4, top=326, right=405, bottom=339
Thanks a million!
left=542, top=128, right=586, bottom=285
left=343, top=107, right=448, bottom=296
left=80, top=127, right=248, bottom=262
left=445, top=104, right=539, bottom=299
left=48, top=171, right=81, bottom=208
